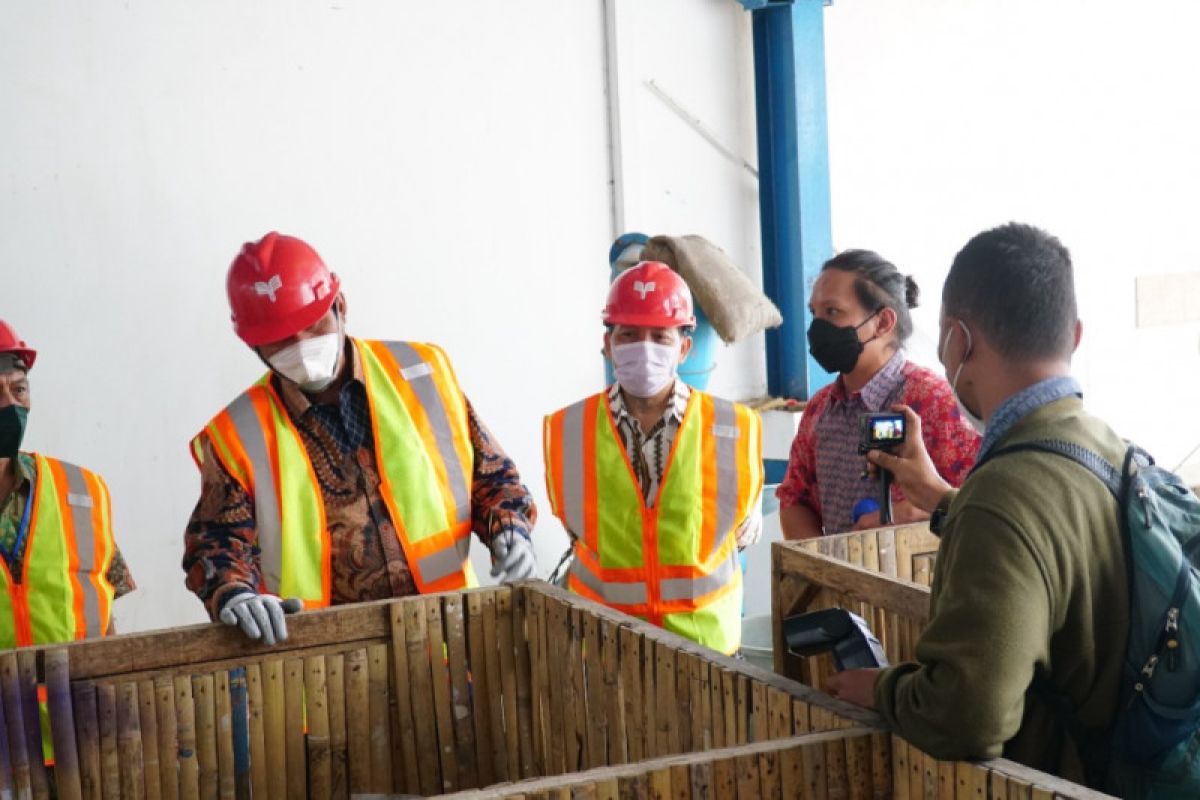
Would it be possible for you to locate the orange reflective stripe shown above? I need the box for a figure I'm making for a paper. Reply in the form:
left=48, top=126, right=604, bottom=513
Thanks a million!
left=410, top=342, right=474, bottom=492
left=699, top=394, right=719, bottom=560
left=544, top=411, right=565, bottom=519
left=208, top=411, right=254, bottom=493
left=571, top=543, right=646, bottom=583
left=84, top=469, right=116, bottom=632
left=659, top=569, right=741, bottom=615
left=190, top=436, right=205, bottom=469
left=45, top=460, right=87, bottom=640
left=582, top=397, right=600, bottom=555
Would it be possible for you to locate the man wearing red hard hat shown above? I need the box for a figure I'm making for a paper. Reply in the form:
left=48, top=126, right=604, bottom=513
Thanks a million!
left=183, top=232, right=537, bottom=646
left=0, top=320, right=136, bottom=648
left=542, top=262, right=763, bottom=655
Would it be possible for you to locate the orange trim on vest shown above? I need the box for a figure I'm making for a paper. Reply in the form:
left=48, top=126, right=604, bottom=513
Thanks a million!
left=545, top=410, right=565, bottom=518
left=699, top=395, right=719, bottom=559
left=582, top=397, right=601, bottom=555
left=46, top=459, right=88, bottom=640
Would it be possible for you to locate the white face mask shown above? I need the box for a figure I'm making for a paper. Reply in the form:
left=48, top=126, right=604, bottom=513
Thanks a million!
left=940, top=322, right=985, bottom=434
left=611, top=341, right=680, bottom=398
left=267, top=331, right=342, bottom=392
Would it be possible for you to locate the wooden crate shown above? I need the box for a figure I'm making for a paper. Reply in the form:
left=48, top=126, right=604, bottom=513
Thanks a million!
left=420, top=729, right=1114, bottom=800
left=796, top=523, right=940, bottom=587
left=1, top=583, right=878, bottom=800
left=773, top=533, right=933, bottom=691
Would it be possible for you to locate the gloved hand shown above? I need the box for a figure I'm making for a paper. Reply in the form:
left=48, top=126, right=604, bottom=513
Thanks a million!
left=218, top=591, right=303, bottom=646
left=490, top=534, right=537, bottom=583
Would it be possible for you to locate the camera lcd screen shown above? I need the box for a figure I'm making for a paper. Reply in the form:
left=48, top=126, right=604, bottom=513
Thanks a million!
left=871, top=417, right=904, bottom=442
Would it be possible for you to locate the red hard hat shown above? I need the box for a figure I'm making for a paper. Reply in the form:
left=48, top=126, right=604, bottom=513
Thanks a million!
left=0, top=320, right=36, bottom=370
left=226, top=232, right=342, bottom=346
left=602, top=261, right=695, bottom=328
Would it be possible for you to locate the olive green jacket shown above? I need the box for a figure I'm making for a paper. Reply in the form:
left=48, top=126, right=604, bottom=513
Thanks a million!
left=875, top=397, right=1130, bottom=779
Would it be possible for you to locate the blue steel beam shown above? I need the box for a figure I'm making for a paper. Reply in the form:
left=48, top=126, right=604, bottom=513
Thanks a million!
left=745, top=0, right=834, bottom=400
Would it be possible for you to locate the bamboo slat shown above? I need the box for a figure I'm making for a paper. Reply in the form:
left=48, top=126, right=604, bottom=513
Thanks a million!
left=0, top=584, right=1104, bottom=800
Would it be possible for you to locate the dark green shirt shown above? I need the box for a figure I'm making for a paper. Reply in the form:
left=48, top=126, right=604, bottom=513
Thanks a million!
left=875, top=397, right=1129, bottom=780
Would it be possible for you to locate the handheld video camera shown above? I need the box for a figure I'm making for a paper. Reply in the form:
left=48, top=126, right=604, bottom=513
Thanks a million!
left=858, top=411, right=907, bottom=455
left=782, top=608, right=888, bottom=671
left=858, top=411, right=907, bottom=526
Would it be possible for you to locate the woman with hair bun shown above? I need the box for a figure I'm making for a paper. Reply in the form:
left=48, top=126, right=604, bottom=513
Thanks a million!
left=777, top=249, right=981, bottom=538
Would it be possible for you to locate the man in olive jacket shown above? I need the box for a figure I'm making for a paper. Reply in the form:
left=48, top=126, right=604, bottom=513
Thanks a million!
left=826, top=223, right=1129, bottom=786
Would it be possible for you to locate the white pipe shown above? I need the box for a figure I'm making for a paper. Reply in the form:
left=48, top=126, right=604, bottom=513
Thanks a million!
left=603, top=0, right=626, bottom=238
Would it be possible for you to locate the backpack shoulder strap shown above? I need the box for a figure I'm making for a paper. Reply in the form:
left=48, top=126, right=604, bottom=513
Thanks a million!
left=979, top=439, right=1124, bottom=499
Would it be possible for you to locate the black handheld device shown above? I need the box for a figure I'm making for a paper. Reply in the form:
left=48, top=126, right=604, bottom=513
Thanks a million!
left=859, top=412, right=907, bottom=525
left=782, top=608, right=889, bottom=671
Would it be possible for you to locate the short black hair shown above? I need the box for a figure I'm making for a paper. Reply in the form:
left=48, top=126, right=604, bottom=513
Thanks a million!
left=821, top=249, right=920, bottom=342
left=942, top=223, right=1077, bottom=360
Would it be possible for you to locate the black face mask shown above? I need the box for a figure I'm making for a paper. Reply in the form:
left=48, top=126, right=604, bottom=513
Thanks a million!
left=806, top=310, right=880, bottom=375
left=0, top=405, right=28, bottom=459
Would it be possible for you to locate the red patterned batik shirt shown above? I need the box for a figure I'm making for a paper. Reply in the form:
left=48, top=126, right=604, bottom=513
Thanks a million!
left=775, top=350, right=981, bottom=534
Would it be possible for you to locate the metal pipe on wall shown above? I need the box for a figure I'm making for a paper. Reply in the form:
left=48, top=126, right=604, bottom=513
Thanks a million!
left=741, top=0, right=835, bottom=400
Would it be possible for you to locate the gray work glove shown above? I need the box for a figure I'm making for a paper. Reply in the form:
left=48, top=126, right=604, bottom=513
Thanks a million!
left=218, top=591, right=303, bottom=646
left=489, top=534, right=537, bottom=583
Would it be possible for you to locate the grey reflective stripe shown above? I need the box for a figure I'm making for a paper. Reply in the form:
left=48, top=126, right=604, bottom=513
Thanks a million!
left=569, top=557, right=648, bottom=605
left=710, top=398, right=740, bottom=558
left=225, top=392, right=283, bottom=592
left=381, top=342, right=471, bottom=522
left=557, top=401, right=587, bottom=536
left=60, top=462, right=104, bottom=637
left=660, top=547, right=739, bottom=602
left=419, top=546, right=468, bottom=584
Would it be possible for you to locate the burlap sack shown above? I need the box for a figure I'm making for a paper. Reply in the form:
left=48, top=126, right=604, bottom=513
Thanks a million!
left=641, top=235, right=782, bottom=344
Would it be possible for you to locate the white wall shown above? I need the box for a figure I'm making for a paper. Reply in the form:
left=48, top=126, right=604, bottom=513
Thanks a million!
left=1, top=1, right=614, bottom=631
left=823, top=0, right=1200, bottom=472
left=6, top=0, right=1198, bottom=633
left=607, top=0, right=766, bottom=404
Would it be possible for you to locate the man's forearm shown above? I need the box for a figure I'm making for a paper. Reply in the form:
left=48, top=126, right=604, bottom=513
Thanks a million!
left=780, top=503, right=823, bottom=540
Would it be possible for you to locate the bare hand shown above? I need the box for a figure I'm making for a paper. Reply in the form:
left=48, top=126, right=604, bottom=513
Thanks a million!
left=825, top=668, right=882, bottom=708
left=865, top=405, right=952, bottom=514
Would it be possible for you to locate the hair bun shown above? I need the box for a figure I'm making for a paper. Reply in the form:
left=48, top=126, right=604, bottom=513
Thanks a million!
left=904, top=275, right=920, bottom=309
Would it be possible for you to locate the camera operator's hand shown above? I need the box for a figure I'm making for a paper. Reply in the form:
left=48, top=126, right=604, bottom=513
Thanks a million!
left=825, top=668, right=881, bottom=708
left=865, top=405, right=952, bottom=514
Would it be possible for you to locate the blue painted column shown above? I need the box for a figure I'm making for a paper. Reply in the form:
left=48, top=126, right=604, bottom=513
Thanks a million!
left=745, top=0, right=835, bottom=400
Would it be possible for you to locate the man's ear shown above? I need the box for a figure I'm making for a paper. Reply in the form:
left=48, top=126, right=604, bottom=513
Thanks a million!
left=1073, top=319, right=1083, bottom=351
left=875, top=306, right=898, bottom=338
left=678, top=335, right=693, bottom=363
left=335, top=293, right=348, bottom=322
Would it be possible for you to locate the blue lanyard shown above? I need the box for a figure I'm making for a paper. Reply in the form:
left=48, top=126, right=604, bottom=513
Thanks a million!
left=2, top=472, right=35, bottom=575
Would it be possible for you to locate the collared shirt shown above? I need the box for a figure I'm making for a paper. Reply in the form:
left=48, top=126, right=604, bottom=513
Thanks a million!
left=608, top=381, right=691, bottom=505
left=0, top=452, right=135, bottom=598
left=977, top=375, right=1083, bottom=460
left=776, top=349, right=981, bottom=534
left=183, top=338, right=538, bottom=616
left=608, top=381, right=762, bottom=548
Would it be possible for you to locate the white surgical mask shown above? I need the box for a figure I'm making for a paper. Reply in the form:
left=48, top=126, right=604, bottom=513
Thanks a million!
left=268, top=331, right=342, bottom=392
left=940, top=323, right=985, bottom=434
left=611, top=341, right=679, bottom=398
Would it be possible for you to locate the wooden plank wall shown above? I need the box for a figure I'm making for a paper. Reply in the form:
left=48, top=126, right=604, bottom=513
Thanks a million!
left=796, top=524, right=941, bottom=587
left=428, top=729, right=1115, bottom=800
left=0, top=583, right=878, bottom=800
left=518, top=585, right=878, bottom=783
left=772, top=540, right=933, bottom=692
